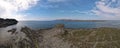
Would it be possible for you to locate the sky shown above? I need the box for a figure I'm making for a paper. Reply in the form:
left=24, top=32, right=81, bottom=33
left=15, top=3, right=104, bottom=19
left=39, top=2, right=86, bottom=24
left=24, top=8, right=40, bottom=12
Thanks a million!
left=0, top=0, right=120, bottom=20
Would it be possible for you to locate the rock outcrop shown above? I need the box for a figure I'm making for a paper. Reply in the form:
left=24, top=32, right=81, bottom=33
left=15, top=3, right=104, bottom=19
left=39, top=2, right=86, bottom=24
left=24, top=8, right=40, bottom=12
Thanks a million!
left=0, top=18, right=18, bottom=27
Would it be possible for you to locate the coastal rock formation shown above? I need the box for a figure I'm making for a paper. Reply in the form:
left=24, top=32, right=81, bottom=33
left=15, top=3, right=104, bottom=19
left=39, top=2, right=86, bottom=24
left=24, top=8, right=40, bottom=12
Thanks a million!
left=0, top=24, right=69, bottom=48
left=0, top=18, right=18, bottom=27
left=39, top=24, right=71, bottom=48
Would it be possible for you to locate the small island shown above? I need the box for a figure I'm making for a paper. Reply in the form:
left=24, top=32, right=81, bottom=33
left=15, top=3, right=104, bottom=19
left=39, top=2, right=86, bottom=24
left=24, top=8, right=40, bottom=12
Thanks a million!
left=0, top=18, right=18, bottom=27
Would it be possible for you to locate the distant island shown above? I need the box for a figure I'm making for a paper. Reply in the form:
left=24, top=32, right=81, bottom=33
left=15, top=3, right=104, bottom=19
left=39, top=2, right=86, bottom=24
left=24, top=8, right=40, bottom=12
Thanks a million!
left=0, top=18, right=18, bottom=27
left=56, top=19, right=106, bottom=22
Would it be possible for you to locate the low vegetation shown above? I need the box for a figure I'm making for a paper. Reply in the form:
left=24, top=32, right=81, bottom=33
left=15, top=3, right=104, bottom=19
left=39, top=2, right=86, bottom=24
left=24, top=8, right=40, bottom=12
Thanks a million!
left=58, top=27, right=120, bottom=48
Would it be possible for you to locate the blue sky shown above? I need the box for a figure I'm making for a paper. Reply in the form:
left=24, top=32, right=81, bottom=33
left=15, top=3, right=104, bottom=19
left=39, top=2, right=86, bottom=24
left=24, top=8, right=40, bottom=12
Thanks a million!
left=23, top=0, right=99, bottom=20
left=0, top=0, right=120, bottom=20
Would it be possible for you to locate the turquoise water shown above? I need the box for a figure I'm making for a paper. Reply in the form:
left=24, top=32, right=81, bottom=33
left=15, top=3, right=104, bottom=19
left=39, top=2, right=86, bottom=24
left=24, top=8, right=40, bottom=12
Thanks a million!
left=18, top=20, right=120, bottom=29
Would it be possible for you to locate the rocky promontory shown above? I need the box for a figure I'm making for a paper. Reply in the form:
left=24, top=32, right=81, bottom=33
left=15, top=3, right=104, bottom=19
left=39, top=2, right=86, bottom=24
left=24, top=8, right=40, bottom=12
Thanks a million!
left=0, top=18, right=18, bottom=27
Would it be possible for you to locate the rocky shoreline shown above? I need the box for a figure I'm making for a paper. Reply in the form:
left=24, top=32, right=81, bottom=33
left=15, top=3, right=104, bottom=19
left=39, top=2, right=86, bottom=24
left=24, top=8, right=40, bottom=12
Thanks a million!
left=0, top=18, right=18, bottom=27
left=1, top=22, right=120, bottom=48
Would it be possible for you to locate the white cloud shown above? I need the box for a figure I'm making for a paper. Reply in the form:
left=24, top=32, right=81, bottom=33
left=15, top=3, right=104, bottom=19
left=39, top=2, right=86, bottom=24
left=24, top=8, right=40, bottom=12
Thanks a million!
left=0, top=0, right=39, bottom=20
left=92, top=0, right=120, bottom=20
left=40, top=4, right=59, bottom=8
left=48, top=0, right=67, bottom=3
left=39, top=0, right=68, bottom=8
left=71, top=10, right=93, bottom=15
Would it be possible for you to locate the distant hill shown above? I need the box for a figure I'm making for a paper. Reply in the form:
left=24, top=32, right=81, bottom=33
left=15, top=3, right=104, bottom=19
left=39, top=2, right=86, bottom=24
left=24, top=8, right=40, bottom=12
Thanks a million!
left=56, top=19, right=106, bottom=22
left=0, top=18, right=18, bottom=27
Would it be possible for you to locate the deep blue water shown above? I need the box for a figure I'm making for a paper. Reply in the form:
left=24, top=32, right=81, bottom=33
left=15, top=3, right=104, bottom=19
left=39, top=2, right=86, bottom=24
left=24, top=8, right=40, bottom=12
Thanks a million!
left=18, top=20, right=120, bottom=29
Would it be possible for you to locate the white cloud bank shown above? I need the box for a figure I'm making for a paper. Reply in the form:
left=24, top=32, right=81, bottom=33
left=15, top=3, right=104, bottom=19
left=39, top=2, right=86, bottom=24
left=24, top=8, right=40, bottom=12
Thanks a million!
left=0, top=0, right=38, bottom=20
left=92, top=0, right=120, bottom=20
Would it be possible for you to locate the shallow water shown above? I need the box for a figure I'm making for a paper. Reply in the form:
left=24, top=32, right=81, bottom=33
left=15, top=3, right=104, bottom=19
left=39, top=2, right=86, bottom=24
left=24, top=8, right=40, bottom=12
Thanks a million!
left=0, top=22, right=26, bottom=45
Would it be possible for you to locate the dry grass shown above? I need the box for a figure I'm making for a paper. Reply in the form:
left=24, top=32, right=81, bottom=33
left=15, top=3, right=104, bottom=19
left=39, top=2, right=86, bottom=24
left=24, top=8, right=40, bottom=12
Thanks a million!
left=58, top=27, right=120, bottom=48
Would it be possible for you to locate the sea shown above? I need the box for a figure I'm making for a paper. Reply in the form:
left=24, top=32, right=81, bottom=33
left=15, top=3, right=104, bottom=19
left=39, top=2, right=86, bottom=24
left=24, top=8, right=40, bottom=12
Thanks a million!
left=17, top=20, right=120, bottom=29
